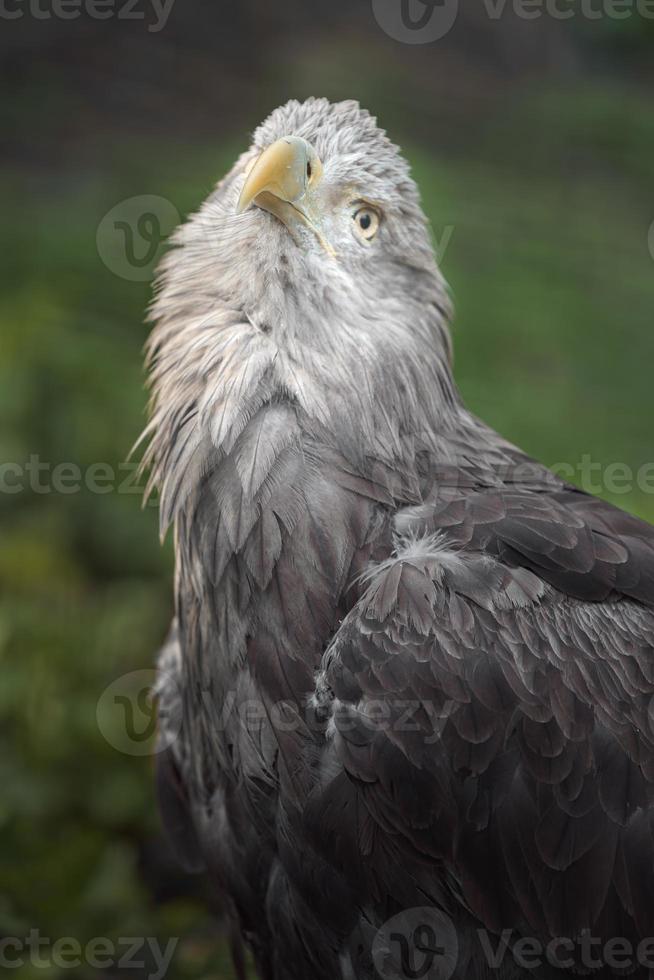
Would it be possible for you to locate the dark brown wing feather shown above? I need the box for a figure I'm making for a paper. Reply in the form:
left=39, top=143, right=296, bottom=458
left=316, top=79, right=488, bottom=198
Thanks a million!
left=309, top=477, right=654, bottom=974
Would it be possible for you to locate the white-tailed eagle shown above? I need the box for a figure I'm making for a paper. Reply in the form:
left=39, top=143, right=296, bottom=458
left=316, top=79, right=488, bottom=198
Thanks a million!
left=143, top=99, right=654, bottom=980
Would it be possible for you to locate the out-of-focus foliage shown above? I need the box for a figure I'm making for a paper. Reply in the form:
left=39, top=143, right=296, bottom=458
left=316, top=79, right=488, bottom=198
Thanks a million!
left=1, top=12, right=653, bottom=979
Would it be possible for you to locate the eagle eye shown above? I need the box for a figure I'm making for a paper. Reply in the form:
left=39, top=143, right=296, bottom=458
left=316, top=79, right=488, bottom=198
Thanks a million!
left=353, top=206, right=381, bottom=242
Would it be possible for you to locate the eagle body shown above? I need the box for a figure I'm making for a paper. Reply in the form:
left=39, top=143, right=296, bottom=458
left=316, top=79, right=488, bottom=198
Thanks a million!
left=145, top=100, right=654, bottom=979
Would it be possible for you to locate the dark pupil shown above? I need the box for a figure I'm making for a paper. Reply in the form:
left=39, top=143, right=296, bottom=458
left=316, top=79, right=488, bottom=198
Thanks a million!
left=359, top=212, right=372, bottom=231
left=307, top=162, right=312, bottom=178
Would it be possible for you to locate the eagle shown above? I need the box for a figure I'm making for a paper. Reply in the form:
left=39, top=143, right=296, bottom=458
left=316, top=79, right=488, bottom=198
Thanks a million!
left=143, top=99, right=654, bottom=980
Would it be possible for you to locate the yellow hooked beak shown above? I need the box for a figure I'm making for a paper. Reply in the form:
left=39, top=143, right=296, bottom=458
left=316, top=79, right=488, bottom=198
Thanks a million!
left=237, top=136, right=335, bottom=257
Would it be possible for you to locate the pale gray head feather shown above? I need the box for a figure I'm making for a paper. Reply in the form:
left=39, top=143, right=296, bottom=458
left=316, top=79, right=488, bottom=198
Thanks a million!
left=140, top=99, right=495, bottom=532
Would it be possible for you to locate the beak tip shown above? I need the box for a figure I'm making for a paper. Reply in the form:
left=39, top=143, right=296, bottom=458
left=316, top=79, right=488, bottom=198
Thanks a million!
left=236, top=192, right=252, bottom=215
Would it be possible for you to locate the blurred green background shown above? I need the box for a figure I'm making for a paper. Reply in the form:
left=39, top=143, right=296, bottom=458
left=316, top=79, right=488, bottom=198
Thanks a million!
left=2, top=2, right=653, bottom=977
